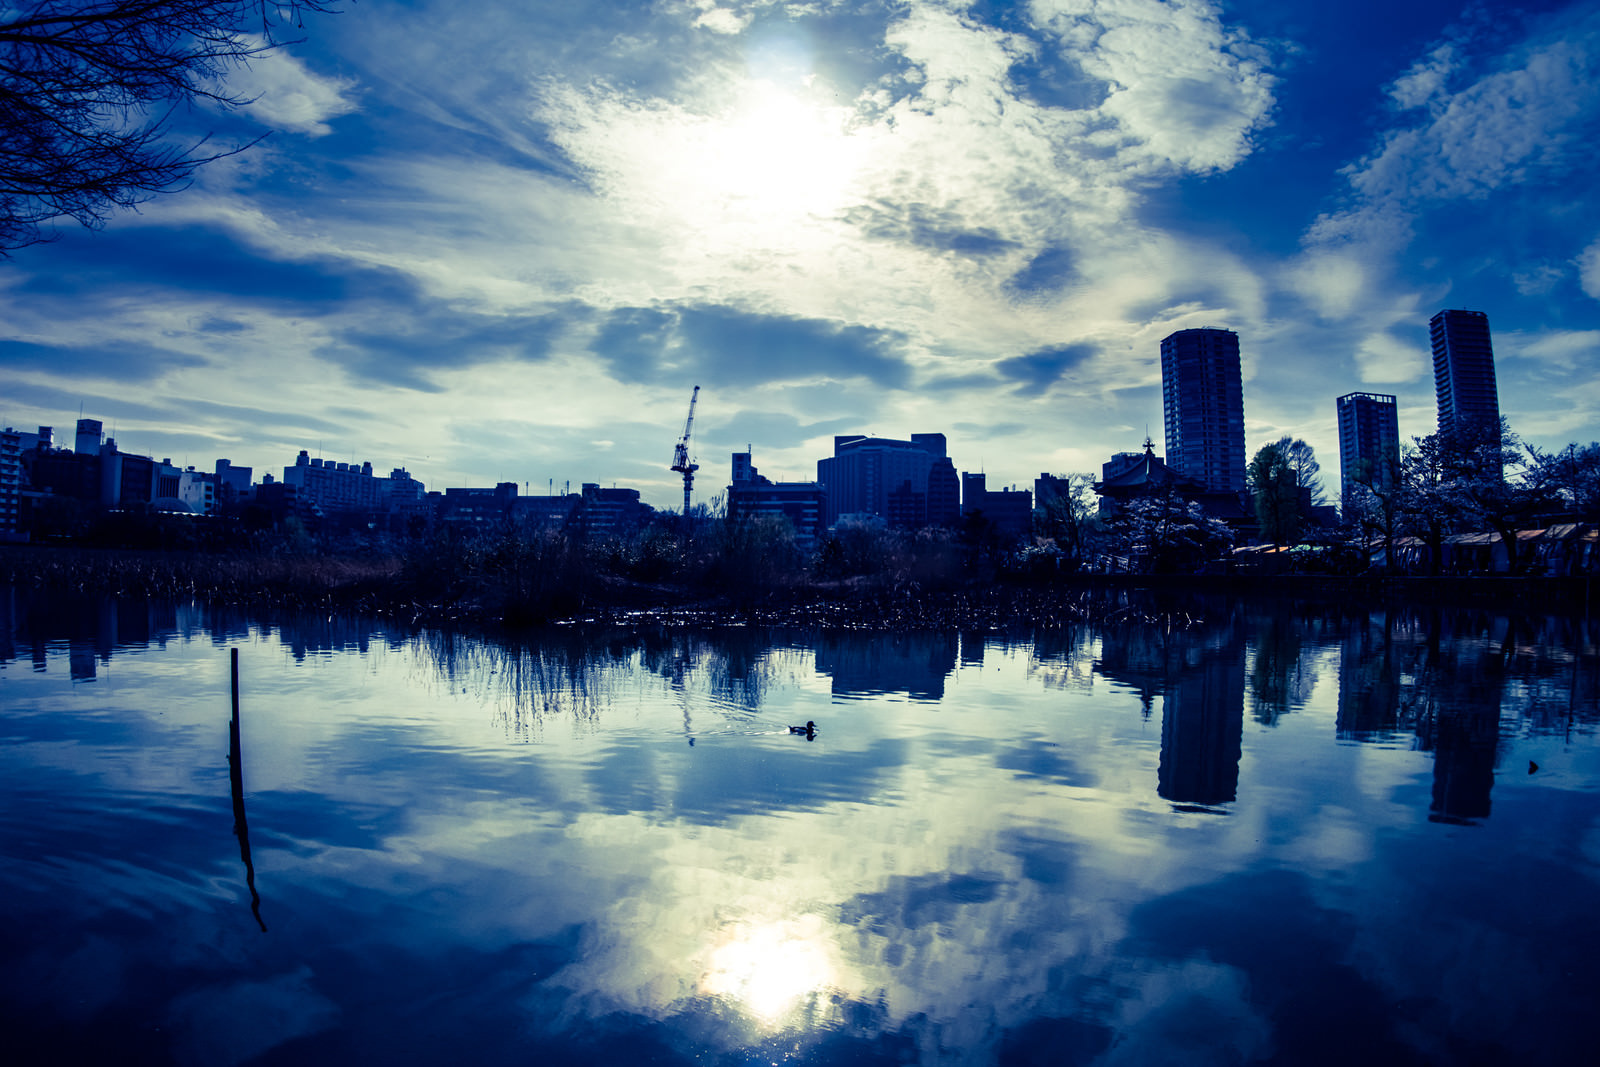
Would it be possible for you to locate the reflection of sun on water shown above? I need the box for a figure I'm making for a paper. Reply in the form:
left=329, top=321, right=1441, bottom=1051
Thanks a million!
left=699, top=918, right=838, bottom=1025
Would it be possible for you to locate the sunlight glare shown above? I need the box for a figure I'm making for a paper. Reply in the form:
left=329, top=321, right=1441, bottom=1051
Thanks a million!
left=688, top=79, right=868, bottom=223
left=699, top=917, right=838, bottom=1024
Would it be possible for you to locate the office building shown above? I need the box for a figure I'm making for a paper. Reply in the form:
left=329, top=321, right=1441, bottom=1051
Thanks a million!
left=1430, top=309, right=1499, bottom=436
left=817, top=433, right=957, bottom=528
left=728, top=451, right=826, bottom=547
left=1336, top=392, right=1400, bottom=517
left=1160, top=327, right=1246, bottom=493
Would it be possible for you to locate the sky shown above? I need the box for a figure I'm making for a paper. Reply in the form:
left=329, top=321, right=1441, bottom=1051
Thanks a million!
left=3, top=0, right=1599, bottom=509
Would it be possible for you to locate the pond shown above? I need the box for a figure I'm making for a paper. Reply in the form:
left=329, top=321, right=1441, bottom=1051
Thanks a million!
left=2, top=590, right=1598, bottom=1066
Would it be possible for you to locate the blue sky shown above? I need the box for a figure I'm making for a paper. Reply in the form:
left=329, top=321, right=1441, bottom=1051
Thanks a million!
left=3, top=0, right=1598, bottom=508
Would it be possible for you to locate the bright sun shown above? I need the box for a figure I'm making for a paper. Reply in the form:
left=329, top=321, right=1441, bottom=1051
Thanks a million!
left=672, top=79, right=869, bottom=225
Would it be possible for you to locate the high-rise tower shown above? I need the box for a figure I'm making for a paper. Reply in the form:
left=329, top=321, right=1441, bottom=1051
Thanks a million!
left=1160, top=327, right=1246, bottom=493
left=1336, top=392, right=1399, bottom=517
left=1429, top=309, right=1499, bottom=437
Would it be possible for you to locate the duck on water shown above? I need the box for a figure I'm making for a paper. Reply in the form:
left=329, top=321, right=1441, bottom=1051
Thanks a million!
left=789, top=721, right=817, bottom=738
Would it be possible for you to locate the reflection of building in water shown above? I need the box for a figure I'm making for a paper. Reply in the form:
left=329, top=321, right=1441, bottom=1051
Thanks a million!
left=1422, top=705, right=1499, bottom=824
left=0, top=590, right=401, bottom=676
left=1336, top=613, right=1401, bottom=741
left=1096, top=616, right=1245, bottom=806
left=1158, top=642, right=1245, bottom=807
left=1093, top=624, right=1171, bottom=719
left=1334, top=608, right=1526, bottom=823
left=1413, top=614, right=1507, bottom=824
left=813, top=632, right=958, bottom=700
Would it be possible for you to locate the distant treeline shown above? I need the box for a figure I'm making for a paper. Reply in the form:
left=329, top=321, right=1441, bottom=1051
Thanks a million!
left=4, top=508, right=1593, bottom=631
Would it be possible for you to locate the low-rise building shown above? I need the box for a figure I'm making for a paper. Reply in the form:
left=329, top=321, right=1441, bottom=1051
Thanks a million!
left=960, top=472, right=1033, bottom=540
left=727, top=451, right=827, bottom=548
left=574, top=483, right=652, bottom=537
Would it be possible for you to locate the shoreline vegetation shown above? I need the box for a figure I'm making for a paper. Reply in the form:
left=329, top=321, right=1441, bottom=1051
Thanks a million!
left=5, top=537, right=1593, bottom=633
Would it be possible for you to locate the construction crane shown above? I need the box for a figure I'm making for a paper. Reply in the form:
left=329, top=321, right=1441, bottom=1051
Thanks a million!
left=670, top=385, right=701, bottom=516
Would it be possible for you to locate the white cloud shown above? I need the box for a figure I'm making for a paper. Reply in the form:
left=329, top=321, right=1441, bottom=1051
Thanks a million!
left=1310, top=7, right=1600, bottom=257
left=1291, top=6, right=1600, bottom=359
left=1512, top=264, right=1564, bottom=296
left=226, top=44, right=359, bottom=136
left=1504, top=328, right=1600, bottom=370
left=689, top=3, right=753, bottom=35
left=1030, top=0, right=1277, bottom=173
left=1387, top=44, right=1457, bottom=111
left=1352, top=40, right=1592, bottom=204
left=1578, top=237, right=1600, bottom=300
left=1288, top=252, right=1374, bottom=321
left=1354, top=332, right=1429, bottom=385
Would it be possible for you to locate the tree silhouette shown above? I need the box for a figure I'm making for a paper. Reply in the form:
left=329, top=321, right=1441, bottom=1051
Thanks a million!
left=1525, top=442, right=1600, bottom=522
left=1273, top=435, right=1327, bottom=508
left=0, top=1, right=337, bottom=252
left=1347, top=450, right=1402, bottom=572
left=1249, top=441, right=1303, bottom=548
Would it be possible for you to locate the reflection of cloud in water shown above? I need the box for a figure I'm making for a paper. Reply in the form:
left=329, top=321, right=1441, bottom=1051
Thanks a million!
left=1097, top=960, right=1271, bottom=1067
left=166, top=966, right=340, bottom=1067
left=521, top=746, right=1238, bottom=1062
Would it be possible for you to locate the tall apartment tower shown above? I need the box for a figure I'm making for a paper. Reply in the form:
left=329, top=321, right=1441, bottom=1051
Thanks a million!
left=1336, top=392, right=1400, bottom=516
left=1160, top=327, right=1246, bottom=493
left=1429, top=309, right=1499, bottom=436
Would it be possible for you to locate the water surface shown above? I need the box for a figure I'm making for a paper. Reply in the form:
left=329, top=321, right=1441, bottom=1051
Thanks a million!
left=3, top=592, right=1597, bottom=1065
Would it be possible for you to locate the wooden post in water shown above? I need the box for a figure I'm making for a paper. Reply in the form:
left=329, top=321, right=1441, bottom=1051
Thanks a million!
left=229, top=648, right=267, bottom=931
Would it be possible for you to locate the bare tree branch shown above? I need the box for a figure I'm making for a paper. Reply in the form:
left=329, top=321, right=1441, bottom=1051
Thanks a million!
left=0, top=1, right=341, bottom=252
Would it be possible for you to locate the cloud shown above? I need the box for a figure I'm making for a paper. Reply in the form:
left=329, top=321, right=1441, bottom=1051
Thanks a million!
left=1029, top=0, right=1278, bottom=173
left=710, top=411, right=858, bottom=456
left=847, top=201, right=1018, bottom=258
left=1579, top=238, right=1600, bottom=300
left=0, top=339, right=207, bottom=382
left=686, top=1, right=754, bottom=36
left=996, top=343, right=1097, bottom=390
left=319, top=304, right=578, bottom=392
left=1354, top=332, right=1429, bottom=386
left=1503, top=329, right=1600, bottom=371
left=167, top=968, right=340, bottom=1067
left=1006, top=246, right=1078, bottom=295
left=593, top=304, right=912, bottom=389
left=1307, top=7, right=1600, bottom=264
left=225, top=41, right=360, bottom=136
left=1512, top=264, right=1564, bottom=296
left=1354, top=41, right=1592, bottom=204
left=1388, top=43, right=1458, bottom=111
left=12, top=224, right=415, bottom=310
